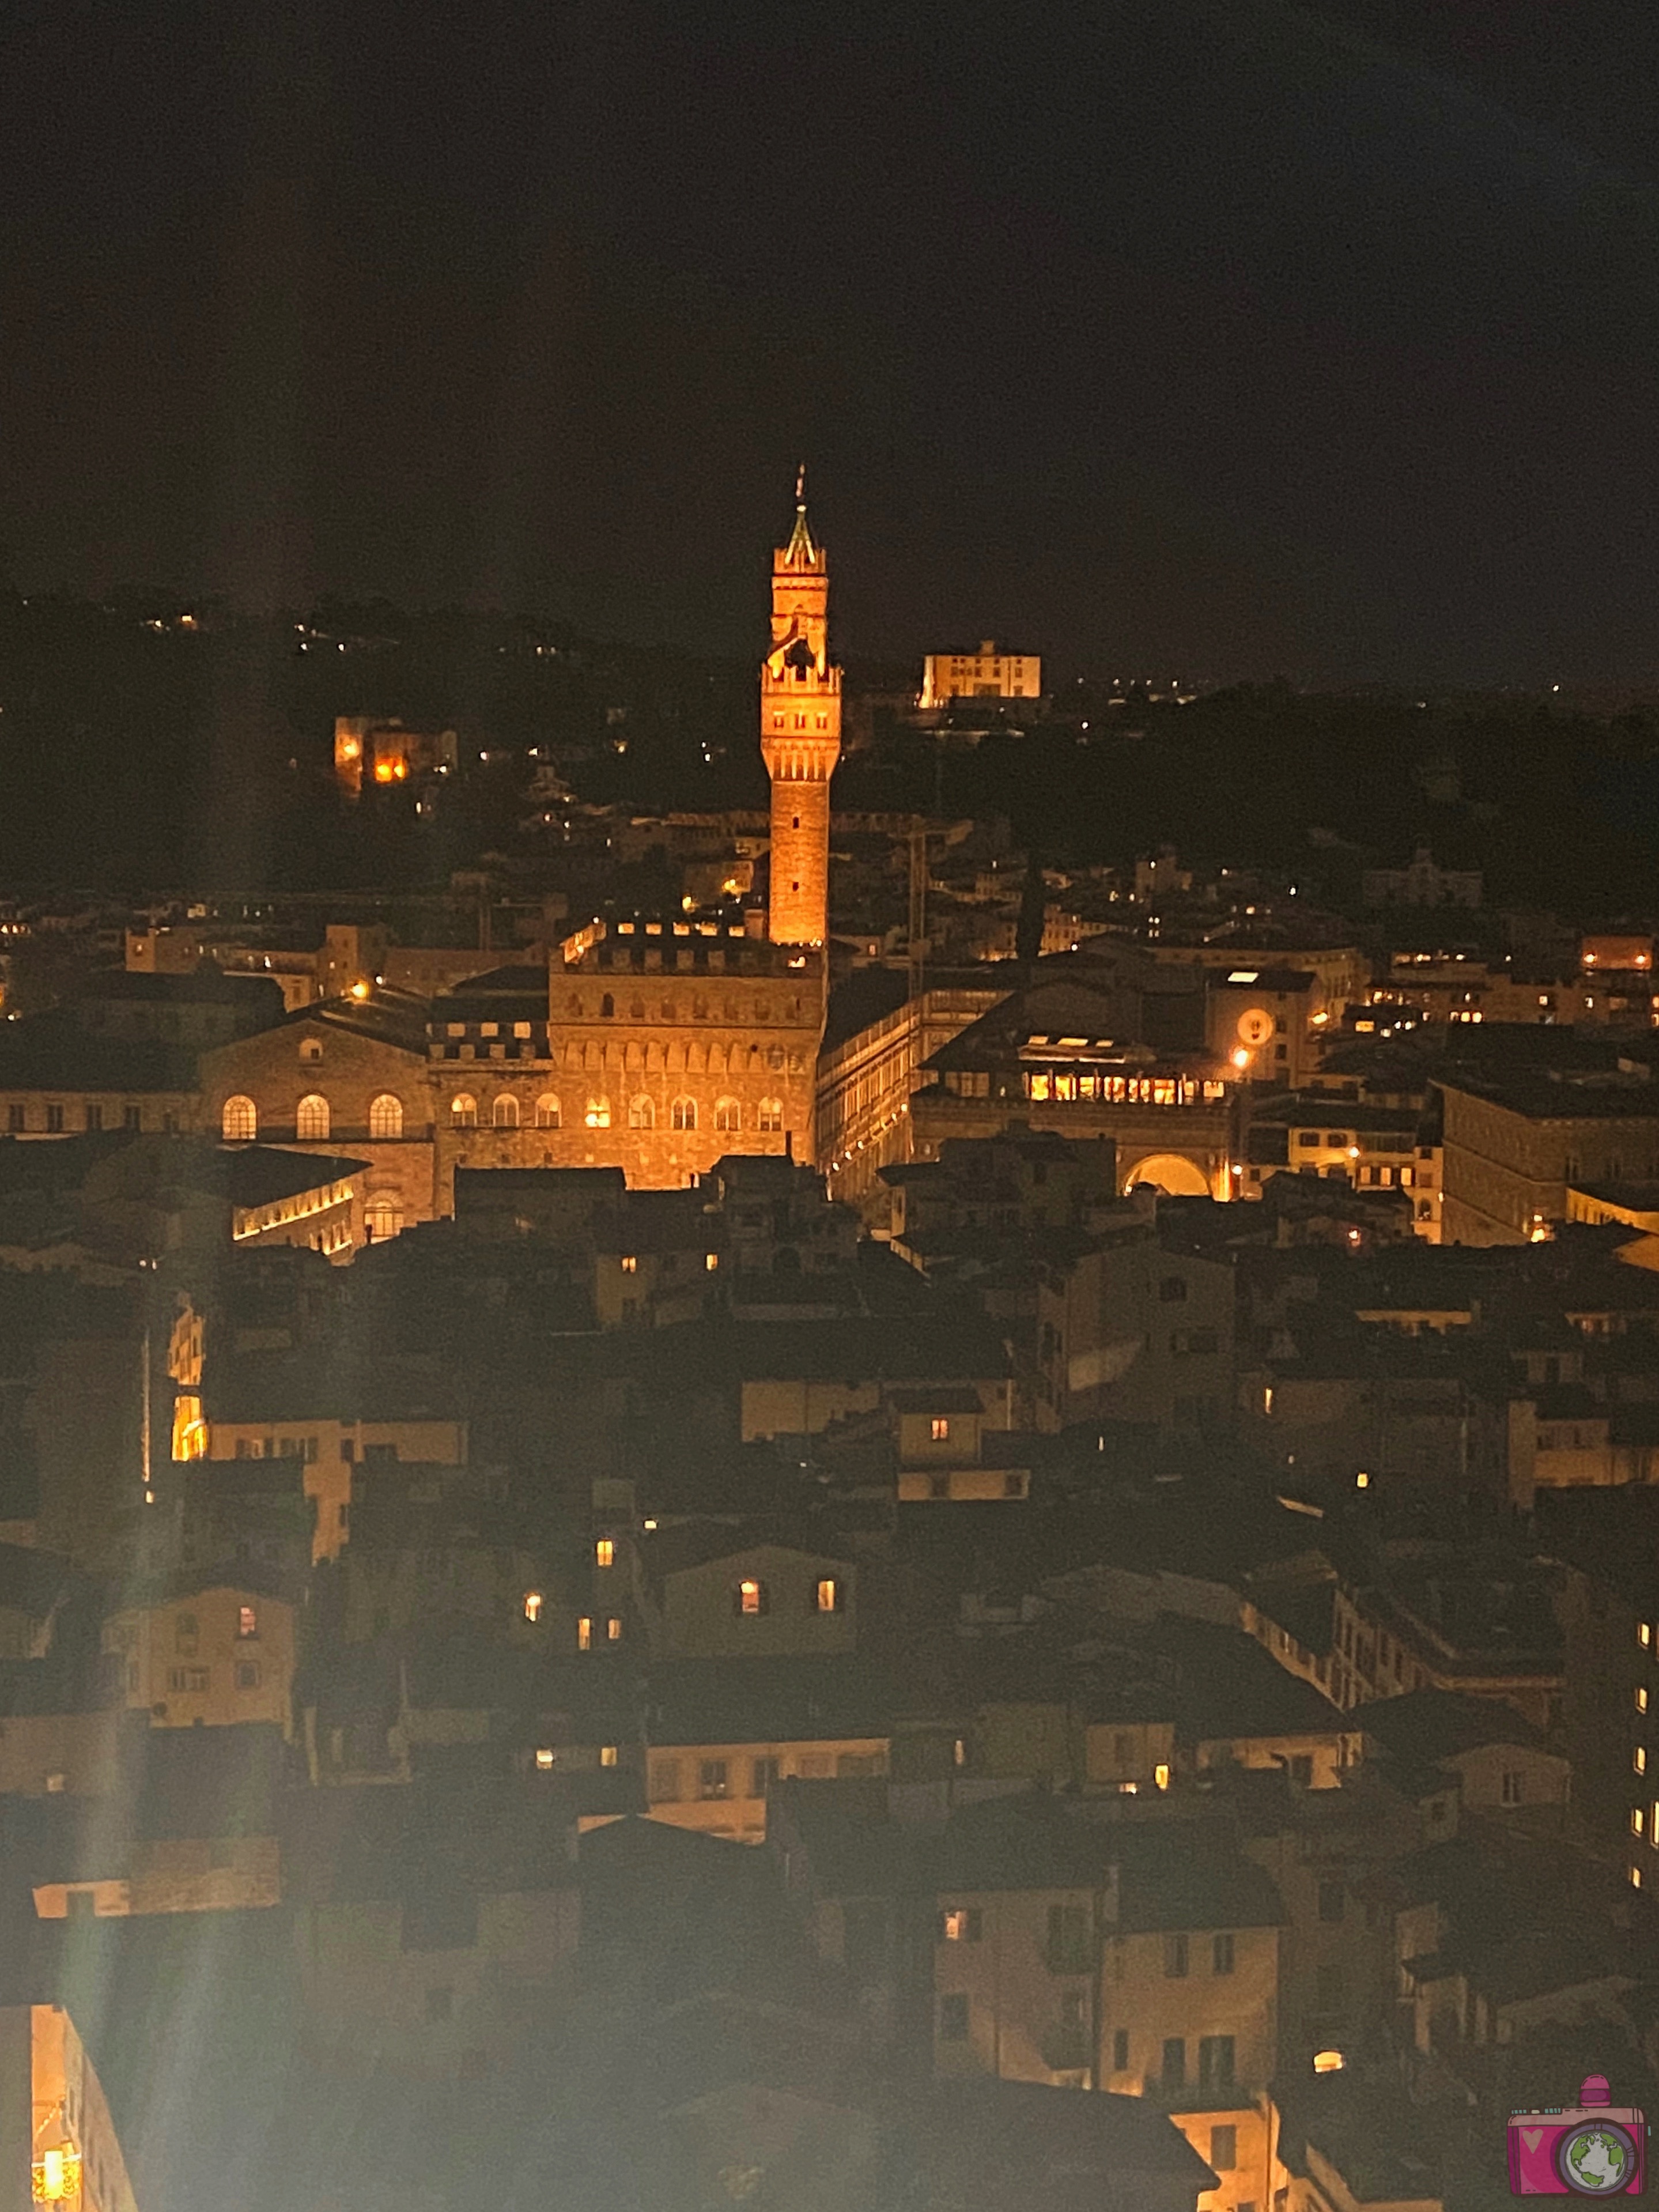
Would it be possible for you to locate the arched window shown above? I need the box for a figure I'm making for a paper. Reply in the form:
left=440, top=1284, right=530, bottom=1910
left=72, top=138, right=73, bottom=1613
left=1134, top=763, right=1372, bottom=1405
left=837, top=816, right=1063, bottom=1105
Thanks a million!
left=757, top=1098, right=784, bottom=1132
left=600, top=993, right=615, bottom=1018
left=296, top=1094, right=330, bottom=1141
left=368, top=1093, right=403, bottom=1140
left=221, top=1095, right=257, bottom=1142
left=535, top=1094, right=561, bottom=1128
left=451, top=1093, right=478, bottom=1128
left=584, top=1097, right=611, bottom=1129
left=493, top=1095, right=519, bottom=1128
left=714, top=1097, right=740, bottom=1133
left=300, top=1037, right=323, bottom=1064
left=628, top=1096, right=655, bottom=1129
left=364, top=1195, right=404, bottom=1243
left=671, top=1097, right=697, bottom=1132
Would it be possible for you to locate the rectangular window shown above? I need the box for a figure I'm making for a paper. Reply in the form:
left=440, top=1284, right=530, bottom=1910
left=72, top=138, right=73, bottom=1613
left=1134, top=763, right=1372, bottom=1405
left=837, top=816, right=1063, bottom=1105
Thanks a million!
left=930, top=1417, right=950, bottom=1441
left=237, top=1604, right=258, bottom=1639
left=649, top=1758, right=681, bottom=1802
left=1212, top=1931, right=1235, bottom=1975
left=1162, top=2037, right=1186, bottom=2093
left=1210, top=2124, right=1237, bottom=2172
left=1112, top=2028, right=1129, bottom=2073
left=606, top=1615, right=622, bottom=1641
left=699, top=1760, right=729, bottom=1799
left=1197, top=2035, right=1235, bottom=2093
left=938, top=1994, right=969, bottom=2041
left=46, top=1104, right=63, bottom=1133
left=752, top=1756, right=781, bottom=1796
left=940, top=1908, right=982, bottom=1943
left=577, top=1617, right=592, bottom=1650
left=166, top=1667, right=209, bottom=1693
left=6, top=1105, right=24, bottom=1132
left=1164, top=1932, right=1189, bottom=1978
left=1501, top=1770, right=1523, bottom=1806
left=815, top=1578, right=840, bottom=1613
left=595, top=1538, right=615, bottom=1568
left=84, top=1101, right=102, bottom=1132
left=235, top=1660, right=260, bottom=1691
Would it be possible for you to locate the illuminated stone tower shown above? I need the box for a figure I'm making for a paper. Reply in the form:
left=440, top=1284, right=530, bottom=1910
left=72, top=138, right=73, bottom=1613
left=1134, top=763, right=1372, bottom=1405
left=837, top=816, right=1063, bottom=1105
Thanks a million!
left=761, top=468, right=841, bottom=947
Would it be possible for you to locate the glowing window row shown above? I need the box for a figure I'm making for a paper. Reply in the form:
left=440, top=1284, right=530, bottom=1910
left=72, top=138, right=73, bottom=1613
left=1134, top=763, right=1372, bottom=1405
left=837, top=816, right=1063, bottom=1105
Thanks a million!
left=450, top=1093, right=784, bottom=1133
left=1024, top=1073, right=1226, bottom=1105
left=223, top=1093, right=404, bottom=1142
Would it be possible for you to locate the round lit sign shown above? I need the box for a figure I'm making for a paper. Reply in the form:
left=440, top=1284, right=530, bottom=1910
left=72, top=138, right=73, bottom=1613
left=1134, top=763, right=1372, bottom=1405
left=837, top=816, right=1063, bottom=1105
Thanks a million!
left=1236, top=1008, right=1274, bottom=1048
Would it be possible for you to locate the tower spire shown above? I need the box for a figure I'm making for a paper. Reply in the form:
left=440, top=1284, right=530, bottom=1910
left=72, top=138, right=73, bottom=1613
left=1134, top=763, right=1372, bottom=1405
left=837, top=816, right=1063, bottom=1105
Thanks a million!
left=783, top=463, right=817, bottom=569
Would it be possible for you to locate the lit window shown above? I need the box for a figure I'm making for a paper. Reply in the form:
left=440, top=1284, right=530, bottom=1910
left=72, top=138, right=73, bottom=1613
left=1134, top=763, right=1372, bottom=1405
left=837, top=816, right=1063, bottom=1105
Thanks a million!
left=221, top=1095, right=257, bottom=1142
left=1639, top=1688, right=1649, bottom=1715
left=535, top=1747, right=555, bottom=1770
left=738, top=1578, right=765, bottom=1617
left=237, top=1605, right=258, bottom=1640
left=941, top=1908, right=981, bottom=1943
left=577, top=1617, right=592, bottom=1650
left=600, top=1745, right=618, bottom=1768
left=595, top=1539, right=615, bottom=1568
left=815, top=1578, right=840, bottom=1614
left=757, top=1097, right=783, bottom=1132
left=1154, top=1762, right=1170, bottom=1791
left=1634, top=1866, right=1645, bottom=1889
left=584, top=1097, right=611, bottom=1128
left=1637, top=1748, right=1647, bottom=1776
left=1635, top=1807, right=1645, bottom=1837
left=931, top=1417, right=950, bottom=1442
left=705, top=1251, right=719, bottom=1271
left=536, top=1094, right=561, bottom=1128
left=620, top=1255, right=638, bottom=1274
left=628, top=1095, right=654, bottom=1128
left=368, top=1093, right=403, bottom=1139
left=606, top=1615, right=622, bottom=1642
left=451, top=1093, right=478, bottom=1128
left=523, top=1591, right=543, bottom=1623
left=1643, top=1624, right=1653, bottom=1649
left=493, top=1094, right=519, bottom=1128
left=296, top=1093, right=330, bottom=1141
left=714, top=1097, right=740, bottom=1132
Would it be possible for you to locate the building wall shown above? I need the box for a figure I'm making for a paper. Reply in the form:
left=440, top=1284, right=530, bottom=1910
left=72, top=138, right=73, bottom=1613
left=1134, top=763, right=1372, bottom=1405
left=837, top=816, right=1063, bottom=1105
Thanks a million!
left=1101, top=1922, right=1281, bottom=2212
left=198, top=1417, right=466, bottom=1564
left=35, top=1837, right=282, bottom=1919
left=1038, top=1237, right=1234, bottom=1437
left=910, top=1089, right=1233, bottom=1203
left=103, top=1586, right=296, bottom=1735
left=647, top=1737, right=888, bottom=1844
left=657, top=1545, right=856, bottom=1660
left=0, top=1711, right=128, bottom=1797
left=1558, top=1568, right=1655, bottom=1888
left=29, top=2007, right=137, bottom=2212
left=294, top=1888, right=581, bottom=2080
left=817, top=985, right=1007, bottom=1203
left=931, top=1886, right=1099, bottom=2086
left=920, top=647, right=1042, bottom=708
left=199, top=1021, right=437, bottom=1242
left=1439, top=1086, right=1659, bottom=1244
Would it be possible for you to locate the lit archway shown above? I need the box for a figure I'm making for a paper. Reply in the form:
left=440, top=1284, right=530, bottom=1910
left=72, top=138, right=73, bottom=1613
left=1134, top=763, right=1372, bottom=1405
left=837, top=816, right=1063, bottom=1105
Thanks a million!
left=1123, top=1152, right=1210, bottom=1198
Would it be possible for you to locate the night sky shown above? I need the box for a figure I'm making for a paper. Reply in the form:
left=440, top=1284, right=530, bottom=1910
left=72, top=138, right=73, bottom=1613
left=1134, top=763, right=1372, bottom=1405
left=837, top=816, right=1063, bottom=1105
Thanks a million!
left=5, top=0, right=1659, bottom=684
